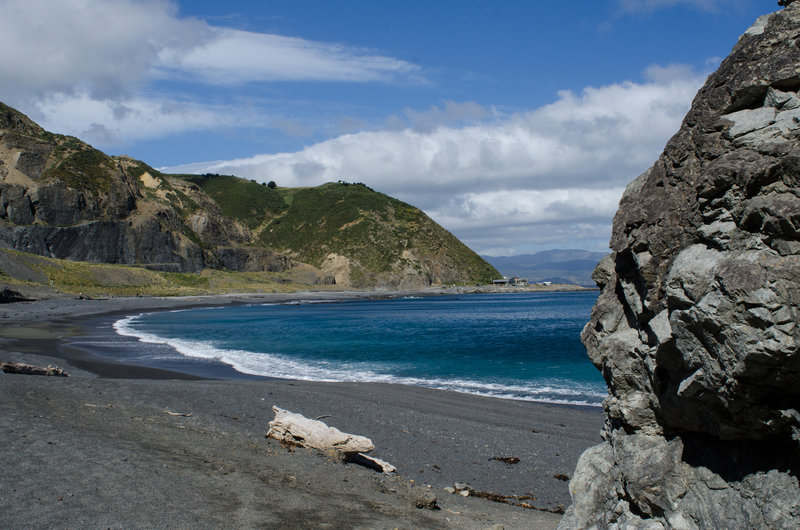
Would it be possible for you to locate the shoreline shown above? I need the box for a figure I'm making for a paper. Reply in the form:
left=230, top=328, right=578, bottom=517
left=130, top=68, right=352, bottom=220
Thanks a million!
left=2, top=287, right=604, bottom=405
left=0, top=290, right=604, bottom=528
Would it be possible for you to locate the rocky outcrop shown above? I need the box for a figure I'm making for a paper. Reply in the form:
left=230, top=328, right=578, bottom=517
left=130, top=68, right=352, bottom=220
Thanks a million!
left=0, top=104, right=295, bottom=275
left=212, top=247, right=294, bottom=273
left=562, top=6, right=800, bottom=529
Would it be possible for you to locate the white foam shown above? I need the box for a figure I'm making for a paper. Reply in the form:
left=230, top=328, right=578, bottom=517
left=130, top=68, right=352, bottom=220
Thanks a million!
left=113, top=314, right=606, bottom=407
left=280, top=299, right=343, bottom=305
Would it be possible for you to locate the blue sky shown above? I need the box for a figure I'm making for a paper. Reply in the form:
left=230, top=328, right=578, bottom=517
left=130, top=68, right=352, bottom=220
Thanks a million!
left=0, top=0, right=777, bottom=255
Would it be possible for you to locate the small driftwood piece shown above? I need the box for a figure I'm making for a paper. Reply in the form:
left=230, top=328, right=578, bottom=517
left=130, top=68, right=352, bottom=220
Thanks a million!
left=165, top=410, right=192, bottom=417
left=267, top=406, right=395, bottom=473
left=1, top=361, right=69, bottom=377
left=345, top=453, right=397, bottom=473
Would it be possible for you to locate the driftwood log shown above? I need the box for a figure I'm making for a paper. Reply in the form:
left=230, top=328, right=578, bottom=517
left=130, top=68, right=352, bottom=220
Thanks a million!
left=267, top=406, right=395, bottom=473
left=1, top=362, right=69, bottom=377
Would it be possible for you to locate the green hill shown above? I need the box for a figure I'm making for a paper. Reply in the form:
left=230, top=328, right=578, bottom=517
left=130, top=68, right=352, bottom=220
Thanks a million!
left=259, top=181, right=497, bottom=287
left=177, top=176, right=498, bottom=288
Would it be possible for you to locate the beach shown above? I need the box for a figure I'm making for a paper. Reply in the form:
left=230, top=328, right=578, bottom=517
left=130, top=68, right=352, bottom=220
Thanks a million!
left=0, top=293, right=604, bottom=529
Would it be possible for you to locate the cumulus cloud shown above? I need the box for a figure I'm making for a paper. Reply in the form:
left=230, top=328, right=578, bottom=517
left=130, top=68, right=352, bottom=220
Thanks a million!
left=435, top=189, right=626, bottom=256
left=0, top=0, right=422, bottom=143
left=403, top=100, right=493, bottom=132
left=0, top=0, right=205, bottom=100
left=165, top=66, right=707, bottom=253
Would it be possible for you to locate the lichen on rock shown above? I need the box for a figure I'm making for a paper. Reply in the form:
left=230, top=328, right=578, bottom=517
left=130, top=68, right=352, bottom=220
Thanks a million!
left=562, top=4, right=800, bottom=529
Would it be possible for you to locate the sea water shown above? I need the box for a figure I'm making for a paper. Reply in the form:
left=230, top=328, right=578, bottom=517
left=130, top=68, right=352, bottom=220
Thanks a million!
left=113, top=292, right=608, bottom=406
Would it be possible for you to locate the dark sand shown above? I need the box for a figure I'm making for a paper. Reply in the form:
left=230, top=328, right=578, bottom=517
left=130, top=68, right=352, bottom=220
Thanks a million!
left=0, top=293, right=604, bottom=529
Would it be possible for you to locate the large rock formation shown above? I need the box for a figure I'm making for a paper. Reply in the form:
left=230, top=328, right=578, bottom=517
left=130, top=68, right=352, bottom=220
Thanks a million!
left=561, top=6, right=800, bottom=528
left=0, top=107, right=216, bottom=272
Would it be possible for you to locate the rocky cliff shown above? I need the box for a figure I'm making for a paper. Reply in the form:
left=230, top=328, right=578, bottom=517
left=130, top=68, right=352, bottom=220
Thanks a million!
left=0, top=103, right=496, bottom=288
left=0, top=105, right=241, bottom=273
left=562, top=6, right=800, bottom=529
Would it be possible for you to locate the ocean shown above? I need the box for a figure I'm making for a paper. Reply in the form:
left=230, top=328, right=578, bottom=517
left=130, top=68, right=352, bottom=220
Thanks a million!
left=112, top=291, right=607, bottom=406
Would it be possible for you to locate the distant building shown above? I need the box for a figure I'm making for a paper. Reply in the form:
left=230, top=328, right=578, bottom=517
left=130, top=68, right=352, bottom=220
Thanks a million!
left=492, top=277, right=528, bottom=286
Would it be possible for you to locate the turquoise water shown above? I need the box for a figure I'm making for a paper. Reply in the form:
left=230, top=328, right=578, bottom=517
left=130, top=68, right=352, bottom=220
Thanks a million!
left=114, top=292, right=607, bottom=406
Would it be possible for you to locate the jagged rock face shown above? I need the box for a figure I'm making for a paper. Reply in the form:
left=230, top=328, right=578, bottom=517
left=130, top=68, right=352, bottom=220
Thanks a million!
left=562, top=6, right=800, bottom=529
left=0, top=117, right=205, bottom=271
left=0, top=107, right=297, bottom=275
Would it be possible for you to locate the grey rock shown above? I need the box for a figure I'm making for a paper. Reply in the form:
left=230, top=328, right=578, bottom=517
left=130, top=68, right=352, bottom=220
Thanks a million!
left=742, top=13, right=772, bottom=37
left=213, top=247, right=292, bottom=273
left=0, top=219, right=208, bottom=273
left=0, top=184, right=34, bottom=224
left=410, top=486, right=437, bottom=510
left=562, top=5, right=800, bottom=529
left=0, top=287, right=32, bottom=303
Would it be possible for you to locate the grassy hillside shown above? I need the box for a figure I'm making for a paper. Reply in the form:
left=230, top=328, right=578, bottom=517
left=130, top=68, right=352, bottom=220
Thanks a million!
left=179, top=174, right=287, bottom=229
left=173, top=176, right=499, bottom=287
left=0, top=248, right=326, bottom=297
left=259, top=181, right=498, bottom=285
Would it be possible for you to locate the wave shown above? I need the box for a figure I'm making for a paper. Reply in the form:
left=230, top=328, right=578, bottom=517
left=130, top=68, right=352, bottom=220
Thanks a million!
left=113, top=314, right=606, bottom=407
left=280, top=299, right=344, bottom=305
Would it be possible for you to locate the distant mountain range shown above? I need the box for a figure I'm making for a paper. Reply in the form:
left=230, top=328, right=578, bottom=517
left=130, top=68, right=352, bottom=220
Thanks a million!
left=482, top=249, right=607, bottom=287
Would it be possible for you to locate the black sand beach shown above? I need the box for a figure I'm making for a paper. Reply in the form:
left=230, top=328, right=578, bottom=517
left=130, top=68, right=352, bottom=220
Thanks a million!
left=0, top=293, right=604, bottom=528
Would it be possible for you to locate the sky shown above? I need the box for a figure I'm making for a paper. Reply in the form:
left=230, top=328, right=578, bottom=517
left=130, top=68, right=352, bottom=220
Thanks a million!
left=0, top=0, right=778, bottom=256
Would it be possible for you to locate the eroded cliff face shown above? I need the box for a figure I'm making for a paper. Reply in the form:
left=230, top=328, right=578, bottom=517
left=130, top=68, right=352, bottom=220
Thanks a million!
left=561, top=6, right=800, bottom=529
left=0, top=106, right=298, bottom=274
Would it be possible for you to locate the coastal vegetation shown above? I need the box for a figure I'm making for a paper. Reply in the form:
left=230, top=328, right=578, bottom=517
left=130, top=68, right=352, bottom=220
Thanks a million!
left=0, top=248, right=334, bottom=297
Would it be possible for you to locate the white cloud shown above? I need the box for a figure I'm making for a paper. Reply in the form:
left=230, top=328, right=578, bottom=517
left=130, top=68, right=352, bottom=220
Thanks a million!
left=0, top=0, right=205, bottom=100
left=31, top=93, right=247, bottom=146
left=403, top=100, right=493, bottom=132
left=165, top=66, right=706, bottom=253
left=156, top=29, right=421, bottom=85
left=0, top=0, right=422, bottom=142
left=0, top=0, right=421, bottom=97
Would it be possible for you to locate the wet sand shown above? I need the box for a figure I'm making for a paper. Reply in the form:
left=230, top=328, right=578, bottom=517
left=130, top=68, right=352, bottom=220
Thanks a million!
left=0, top=293, right=604, bottom=529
